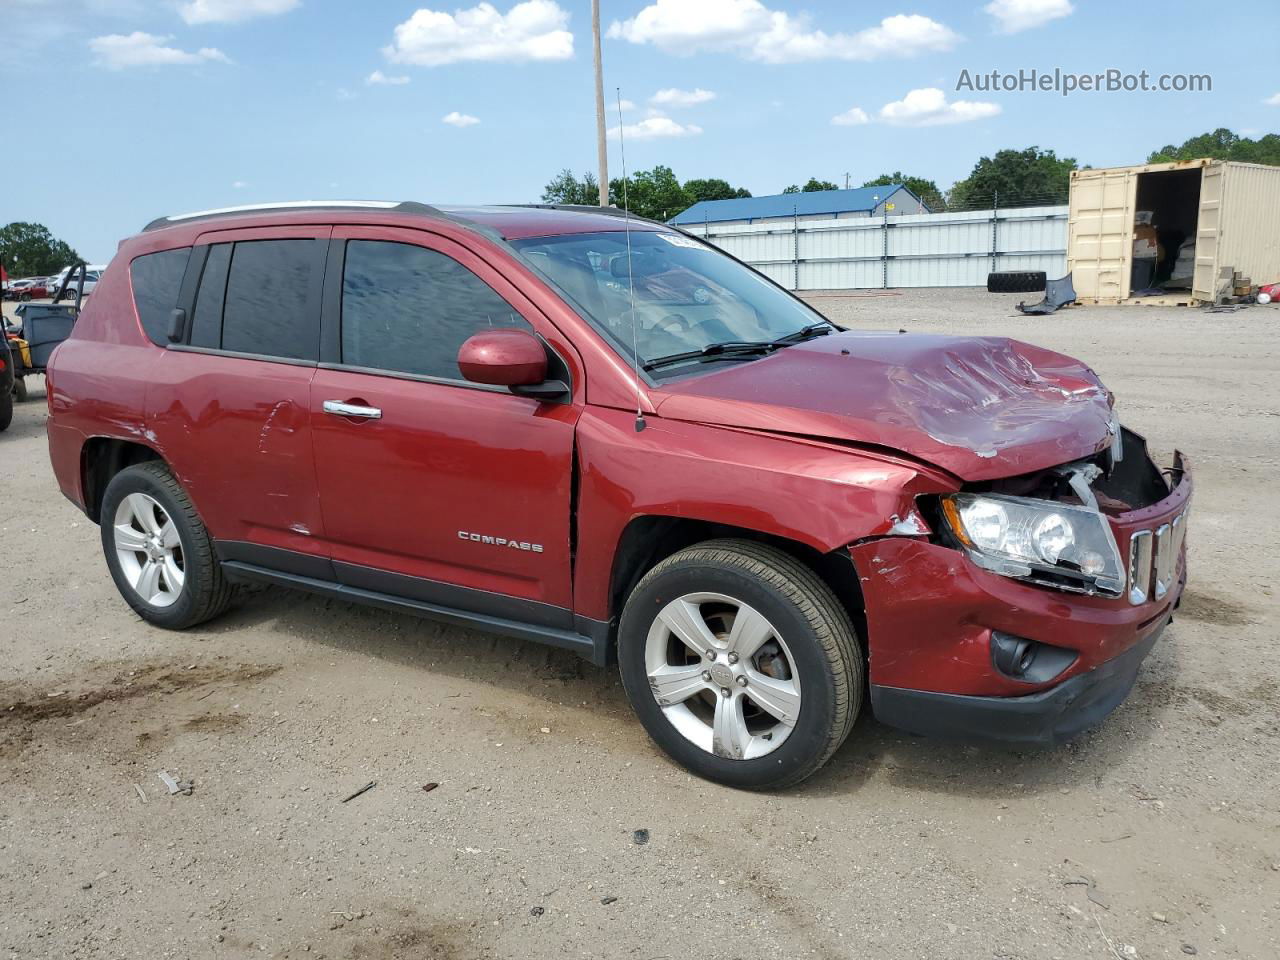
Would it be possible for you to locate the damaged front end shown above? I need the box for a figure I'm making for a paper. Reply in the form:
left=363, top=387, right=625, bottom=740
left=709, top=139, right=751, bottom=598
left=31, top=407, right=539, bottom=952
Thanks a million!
left=850, top=426, right=1191, bottom=741
left=922, top=426, right=1188, bottom=601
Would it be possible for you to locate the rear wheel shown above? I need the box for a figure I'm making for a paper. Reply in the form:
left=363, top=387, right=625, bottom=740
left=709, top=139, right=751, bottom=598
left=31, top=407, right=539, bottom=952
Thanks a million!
left=99, top=462, right=235, bottom=629
left=0, top=387, right=11, bottom=431
left=12, top=377, right=28, bottom=402
left=618, top=539, right=862, bottom=790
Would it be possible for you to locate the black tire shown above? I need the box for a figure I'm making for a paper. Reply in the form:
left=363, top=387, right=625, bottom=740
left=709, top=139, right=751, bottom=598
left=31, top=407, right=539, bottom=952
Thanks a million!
left=12, top=377, right=28, bottom=402
left=99, top=461, right=236, bottom=629
left=987, top=270, right=1047, bottom=293
left=618, top=539, right=863, bottom=790
left=0, top=388, right=11, bottom=432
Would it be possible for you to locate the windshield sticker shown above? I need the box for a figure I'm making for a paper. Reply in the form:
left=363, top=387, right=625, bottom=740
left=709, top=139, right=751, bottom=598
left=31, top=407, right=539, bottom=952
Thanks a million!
left=656, top=233, right=704, bottom=249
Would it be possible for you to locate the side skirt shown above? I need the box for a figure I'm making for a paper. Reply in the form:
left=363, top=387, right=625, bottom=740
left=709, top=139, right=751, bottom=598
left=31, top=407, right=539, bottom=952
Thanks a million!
left=220, top=560, right=612, bottom=665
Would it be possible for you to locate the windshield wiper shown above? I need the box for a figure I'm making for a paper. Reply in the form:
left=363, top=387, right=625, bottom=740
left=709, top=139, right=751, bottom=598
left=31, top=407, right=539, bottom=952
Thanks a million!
left=774, top=321, right=836, bottom=343
left=642, top=323, right=838, bottom=372
left=643, top=341, right=778, bottom=372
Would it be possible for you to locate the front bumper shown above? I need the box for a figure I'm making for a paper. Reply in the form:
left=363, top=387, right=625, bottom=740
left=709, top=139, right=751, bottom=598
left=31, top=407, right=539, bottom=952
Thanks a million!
left=848, top=448, right=1189, bottom=743
left=869, top=616, right=1166, bottom=745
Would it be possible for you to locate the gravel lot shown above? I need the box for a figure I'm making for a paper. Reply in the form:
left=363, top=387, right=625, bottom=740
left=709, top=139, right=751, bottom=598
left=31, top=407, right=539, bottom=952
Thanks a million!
left=2, top=289, right=1277, bottom=960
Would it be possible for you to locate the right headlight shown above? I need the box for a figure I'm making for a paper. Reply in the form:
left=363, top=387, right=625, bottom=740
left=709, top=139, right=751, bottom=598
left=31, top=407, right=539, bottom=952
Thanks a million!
left=939, top=493, right=1124, bottom=597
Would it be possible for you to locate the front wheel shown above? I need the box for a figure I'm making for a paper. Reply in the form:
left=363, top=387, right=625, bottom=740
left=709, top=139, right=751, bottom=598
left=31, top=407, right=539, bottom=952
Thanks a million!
left=618, top=539, right=863, bottom=790
left=99, top=461, right=236, bottom=629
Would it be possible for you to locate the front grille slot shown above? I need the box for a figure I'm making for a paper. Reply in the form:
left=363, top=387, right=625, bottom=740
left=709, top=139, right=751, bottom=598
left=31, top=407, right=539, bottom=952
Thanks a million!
left=1128, top=530, right=1153, bottom=605
left=1128, top=509, right=1187, bottom=606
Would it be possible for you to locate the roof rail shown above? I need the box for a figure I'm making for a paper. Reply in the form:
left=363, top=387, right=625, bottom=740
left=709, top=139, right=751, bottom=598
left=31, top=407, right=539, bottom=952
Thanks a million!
left=503, top=203, right=671, bottom=229
left=142, top=200, right=445, bottom=233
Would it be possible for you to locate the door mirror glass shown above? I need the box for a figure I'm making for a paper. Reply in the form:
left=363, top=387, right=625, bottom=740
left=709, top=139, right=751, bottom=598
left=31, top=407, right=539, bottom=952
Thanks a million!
left=457, top=329, right=547, bottom=387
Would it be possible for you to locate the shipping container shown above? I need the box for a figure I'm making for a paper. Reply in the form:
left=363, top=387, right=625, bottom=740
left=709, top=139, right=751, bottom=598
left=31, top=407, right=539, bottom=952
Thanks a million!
left=1067, top=159, right=1280, bottom=305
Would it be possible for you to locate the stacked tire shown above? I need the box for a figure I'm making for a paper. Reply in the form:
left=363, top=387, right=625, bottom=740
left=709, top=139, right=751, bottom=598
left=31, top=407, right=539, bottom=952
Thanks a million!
left=987, top=271, right=1047, bottom=294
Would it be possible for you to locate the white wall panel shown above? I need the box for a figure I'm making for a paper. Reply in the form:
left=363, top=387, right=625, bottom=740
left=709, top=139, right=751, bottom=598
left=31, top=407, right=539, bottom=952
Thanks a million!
left=688, top=206, right=1068, bottom=290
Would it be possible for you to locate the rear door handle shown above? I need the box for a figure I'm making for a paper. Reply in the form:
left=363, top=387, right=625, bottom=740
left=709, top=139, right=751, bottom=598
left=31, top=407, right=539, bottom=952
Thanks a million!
left=323, top=400, right=382, bottom=420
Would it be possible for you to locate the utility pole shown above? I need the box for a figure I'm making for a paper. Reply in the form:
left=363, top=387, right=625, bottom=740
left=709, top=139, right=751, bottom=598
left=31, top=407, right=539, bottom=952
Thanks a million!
left=844, top=172, right=851, bottom=189
left=592, top=0, right=608, bottom=206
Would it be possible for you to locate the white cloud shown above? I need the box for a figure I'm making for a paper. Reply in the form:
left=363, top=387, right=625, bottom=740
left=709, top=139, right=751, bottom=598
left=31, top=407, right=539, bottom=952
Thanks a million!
left=878, top=87, right=1000, bottom=126
left=366, top=70, right=410, bottom=85
left=983, top=0, right=1073, bottom=34
left=179, top=0, right=299, bottom=25
left=608, top=116, right=702, bottom=140
left=650, top=87, right=716, bottom=107
left=617, top=98, right=636, bottom=111
left=442, top=111, right=481, bottom=127
left=89, top=32, right=230, bottom=69
left=830, top=106, right=869, bottom=126
left=609, top=1, right=958, bottom=63
left=385, top=0, right=573, bottom=66
left=1265, top=92, right=1280, bottom=106
left=231, top=180, right=247, bottom=188
left=336, top=87, right=358, bottom=101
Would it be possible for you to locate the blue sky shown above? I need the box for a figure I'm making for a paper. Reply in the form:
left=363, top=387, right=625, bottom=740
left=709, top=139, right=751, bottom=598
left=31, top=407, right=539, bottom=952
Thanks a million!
left=5, top=0, right=1277, bottom=261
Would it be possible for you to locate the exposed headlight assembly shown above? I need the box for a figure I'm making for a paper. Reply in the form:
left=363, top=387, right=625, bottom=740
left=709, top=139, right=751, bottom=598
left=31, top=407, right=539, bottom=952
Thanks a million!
left=940, top=493, right=1124, bottom=597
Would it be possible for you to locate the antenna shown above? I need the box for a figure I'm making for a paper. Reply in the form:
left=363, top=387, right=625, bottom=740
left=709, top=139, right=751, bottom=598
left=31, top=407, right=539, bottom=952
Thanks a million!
left=616, top=86, right=645, bottom=433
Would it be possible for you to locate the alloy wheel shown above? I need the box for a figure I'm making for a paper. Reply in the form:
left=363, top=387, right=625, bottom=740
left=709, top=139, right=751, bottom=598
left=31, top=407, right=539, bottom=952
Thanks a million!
left=644, top=592, right=801, bottom=760
left=113, top=492, right=185, bottom=607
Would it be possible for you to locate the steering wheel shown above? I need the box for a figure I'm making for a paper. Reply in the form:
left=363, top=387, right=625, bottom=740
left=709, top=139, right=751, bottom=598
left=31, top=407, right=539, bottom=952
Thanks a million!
left=653, top=313, right=690, bottom=336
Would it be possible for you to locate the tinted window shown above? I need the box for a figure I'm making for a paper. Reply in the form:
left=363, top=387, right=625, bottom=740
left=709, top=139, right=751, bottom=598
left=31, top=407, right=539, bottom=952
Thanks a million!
left=190, top=244, right=230, bottom=349
left=341, top=240, right=530, bottom=380
left=131, top=248, right=190, bottom=345
left=221, top=239, right=319, bottom=361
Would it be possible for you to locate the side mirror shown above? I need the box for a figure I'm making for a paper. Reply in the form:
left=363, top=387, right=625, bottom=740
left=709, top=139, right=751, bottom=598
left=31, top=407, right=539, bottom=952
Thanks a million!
left=457, top=329, right=548, bottom=387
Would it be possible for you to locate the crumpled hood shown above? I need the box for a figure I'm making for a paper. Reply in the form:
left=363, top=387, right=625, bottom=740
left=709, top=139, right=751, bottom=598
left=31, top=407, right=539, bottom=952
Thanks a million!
left=653, top=331, right=1114, bottom=482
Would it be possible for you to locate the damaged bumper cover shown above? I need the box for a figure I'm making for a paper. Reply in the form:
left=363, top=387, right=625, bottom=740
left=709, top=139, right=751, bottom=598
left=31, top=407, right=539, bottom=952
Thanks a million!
left=869, top=613, right=1169, bottom=745
left=850, top=449, right=1191, bottom=745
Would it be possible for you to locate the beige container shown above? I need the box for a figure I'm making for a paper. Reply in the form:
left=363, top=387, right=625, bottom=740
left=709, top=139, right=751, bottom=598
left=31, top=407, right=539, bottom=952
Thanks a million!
left=1067, top=159, right=1280, bottom=304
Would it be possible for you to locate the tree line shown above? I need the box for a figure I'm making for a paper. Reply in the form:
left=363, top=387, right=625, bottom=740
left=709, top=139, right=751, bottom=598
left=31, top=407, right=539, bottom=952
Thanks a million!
left=544, top=128, right=1277, bottom=222
left=0, top=222, right=82, bottom=278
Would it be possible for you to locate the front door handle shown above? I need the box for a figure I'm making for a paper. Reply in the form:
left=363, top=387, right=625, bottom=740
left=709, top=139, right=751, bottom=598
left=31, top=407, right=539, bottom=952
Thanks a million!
left=323, top=400, right=382, bottom=420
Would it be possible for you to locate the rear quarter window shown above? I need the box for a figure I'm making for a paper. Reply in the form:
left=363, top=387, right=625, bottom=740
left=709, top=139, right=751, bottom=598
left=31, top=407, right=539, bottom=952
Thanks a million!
left=131, top=248, right=191, bottom=345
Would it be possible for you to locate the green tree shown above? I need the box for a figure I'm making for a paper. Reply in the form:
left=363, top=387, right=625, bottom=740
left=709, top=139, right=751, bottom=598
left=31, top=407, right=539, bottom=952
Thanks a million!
left=683, top=177, right=751, bottom=203
left=0, top=222, right=81, bottom=278
left=608, top=165, right=693, bottom=221
left=1147, top=128, right=1280, bottom=165
left=782, top=178, right=841, bottom=194
left=948, top=147, right=1078, bottom=209
left=541, top=169, right=601, bottom=205
left=862, top=172, right=946, bottom=212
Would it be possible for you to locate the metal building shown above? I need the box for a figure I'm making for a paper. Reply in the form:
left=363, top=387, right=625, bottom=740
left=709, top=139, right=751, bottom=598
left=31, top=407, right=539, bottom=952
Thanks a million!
left=1068, top=159, right=1280, bottom=304
left=681, top=205, right=1067, bottom=290
left=669, top=184, right=928, bottom=228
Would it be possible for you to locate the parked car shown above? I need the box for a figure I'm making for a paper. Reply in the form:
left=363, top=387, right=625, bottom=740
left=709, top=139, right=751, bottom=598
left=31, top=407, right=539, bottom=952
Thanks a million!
left=4, top=278, right=45, bottom=301
left=46, top=265, right=104, bottom=299
left=44, top=201, right=1191, bottom=789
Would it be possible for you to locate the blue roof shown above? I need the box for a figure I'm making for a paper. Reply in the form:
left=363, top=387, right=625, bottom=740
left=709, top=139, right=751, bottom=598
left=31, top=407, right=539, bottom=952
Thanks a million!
left=669, top=184, right=909, bottom=224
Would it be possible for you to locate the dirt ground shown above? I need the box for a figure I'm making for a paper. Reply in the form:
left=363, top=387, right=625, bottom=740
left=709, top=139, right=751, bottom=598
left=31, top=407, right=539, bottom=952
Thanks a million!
left=2, top=288, right=1277, bottom=960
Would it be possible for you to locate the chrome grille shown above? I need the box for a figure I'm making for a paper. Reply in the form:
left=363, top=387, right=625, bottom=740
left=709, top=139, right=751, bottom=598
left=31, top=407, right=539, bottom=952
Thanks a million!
left=1128, top=509, right=1188, bottom=605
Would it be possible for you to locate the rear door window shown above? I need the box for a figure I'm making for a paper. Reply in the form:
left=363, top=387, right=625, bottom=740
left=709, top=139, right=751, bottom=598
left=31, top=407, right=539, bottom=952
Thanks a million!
left=131, top=248, right=191, bottom=345
left=339, top=239, right=531, bottom=381
left=189, top=244, right=231, bottom=349
left=220, top=239, right=321, bottom=361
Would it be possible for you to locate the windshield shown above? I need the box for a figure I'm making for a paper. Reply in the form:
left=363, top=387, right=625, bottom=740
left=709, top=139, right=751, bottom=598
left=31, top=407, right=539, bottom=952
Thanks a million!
left=509, top=230, right=830, bottom=377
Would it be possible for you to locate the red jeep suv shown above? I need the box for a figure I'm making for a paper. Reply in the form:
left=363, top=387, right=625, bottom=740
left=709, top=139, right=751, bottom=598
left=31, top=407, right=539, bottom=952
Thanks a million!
left=45, top=201, right=1190, bottom=789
